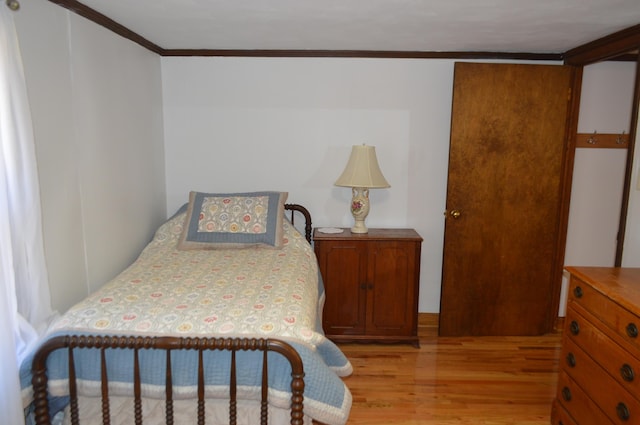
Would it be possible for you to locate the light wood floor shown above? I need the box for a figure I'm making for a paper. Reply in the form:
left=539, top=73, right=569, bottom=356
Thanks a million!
left=337, top=319, right=562, bottom=424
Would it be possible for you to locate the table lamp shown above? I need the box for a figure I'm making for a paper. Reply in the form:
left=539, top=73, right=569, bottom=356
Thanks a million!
left=335, top=145, right=390, bottom=233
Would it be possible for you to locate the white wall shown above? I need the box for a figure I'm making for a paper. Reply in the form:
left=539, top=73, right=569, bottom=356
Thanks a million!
left=13, top=0, right=167, bottom=313
left=560, top=61, right=636, bottom=314
left=162, top=57, right=565, bottom=313
left=13, top=2, right=637, bottom=315
left=161, top=57, right=453, bottom=312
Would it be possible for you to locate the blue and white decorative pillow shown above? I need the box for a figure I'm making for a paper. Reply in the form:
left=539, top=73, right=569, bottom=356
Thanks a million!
left=178, top=191, right=288, bottom=249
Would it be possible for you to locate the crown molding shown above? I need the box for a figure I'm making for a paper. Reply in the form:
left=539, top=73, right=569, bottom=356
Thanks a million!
left=160, top=49, right=562, bottom=60
left=49, top=0, right=163, bottom=55
left=564, top=23, right=640, bottom=65
left=48, top=0, right=637, bottom=62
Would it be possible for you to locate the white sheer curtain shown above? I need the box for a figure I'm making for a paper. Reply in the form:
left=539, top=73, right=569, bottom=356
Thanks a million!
left=1, top=4, right=56, bottom=423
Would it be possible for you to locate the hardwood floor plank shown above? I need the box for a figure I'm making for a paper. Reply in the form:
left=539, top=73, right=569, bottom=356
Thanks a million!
left=338, top=327, right=562, bottom=424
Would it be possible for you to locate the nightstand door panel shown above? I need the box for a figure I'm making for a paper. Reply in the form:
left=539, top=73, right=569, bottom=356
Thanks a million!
left=367, top=241, right=417, bottom=335
left=318, top=241, right=367, bottom=335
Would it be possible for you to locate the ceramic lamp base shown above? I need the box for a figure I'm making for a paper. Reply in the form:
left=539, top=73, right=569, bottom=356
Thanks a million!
left=349, top=187, right=370, bottom=234
left=351, top=221, right=369, bottom=233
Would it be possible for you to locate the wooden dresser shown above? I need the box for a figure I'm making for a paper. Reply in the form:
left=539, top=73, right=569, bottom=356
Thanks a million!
left=313, top=228, right=422, bottom=347
left=552, top=267, right=640, bottom=425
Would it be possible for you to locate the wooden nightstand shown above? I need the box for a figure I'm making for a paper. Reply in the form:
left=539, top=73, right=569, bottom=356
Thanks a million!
left=313, top=228, right=423, bottom=347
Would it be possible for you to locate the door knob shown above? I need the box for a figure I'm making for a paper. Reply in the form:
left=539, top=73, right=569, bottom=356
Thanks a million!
left=449, top=209, right=462, bottom=219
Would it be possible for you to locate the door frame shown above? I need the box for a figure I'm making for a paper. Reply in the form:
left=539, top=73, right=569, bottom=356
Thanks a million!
left=564, top=25, right=640, bottom=267
left=546, top=67, right=582, bottom=330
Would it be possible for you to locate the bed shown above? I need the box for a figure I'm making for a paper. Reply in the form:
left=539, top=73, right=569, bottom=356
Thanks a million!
left=20, top=191, right=353, bottom=425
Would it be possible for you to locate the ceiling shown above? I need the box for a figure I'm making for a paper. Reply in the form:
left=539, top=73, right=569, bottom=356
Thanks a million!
left=72, top=0, right=640, bottom=54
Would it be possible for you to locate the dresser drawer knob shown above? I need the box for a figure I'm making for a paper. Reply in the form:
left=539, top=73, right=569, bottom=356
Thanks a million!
left=573, top=286, right=583, bottom=298
left=617, top=402, right=630, bottom=421
left=561, top=386, right=572, bottom=402
left=565, top=352, right=576, bottom=368
left=569, top=320, right=580, bottom=336
left=621, top=364, right=635, bottom=382
left=626, top=323, right=639, bottom=338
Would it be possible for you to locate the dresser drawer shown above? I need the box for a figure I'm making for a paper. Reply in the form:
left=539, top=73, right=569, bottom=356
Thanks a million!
left=556, top=370, right=615, bottom=425
left=569, top=277, right=640, bottom=352
left=565, top=305, right=640, bottom=397
left=551, top=400, right=578, bottom=425
left=561, top=335, right=640, bottom=424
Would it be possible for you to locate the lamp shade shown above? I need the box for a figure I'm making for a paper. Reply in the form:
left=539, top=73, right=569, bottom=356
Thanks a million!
left=335, top=145, right=390, bottom=188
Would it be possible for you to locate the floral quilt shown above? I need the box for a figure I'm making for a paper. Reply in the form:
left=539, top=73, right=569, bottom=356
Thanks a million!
left=51, top=212, right=324, bottom=346
left=21, top=211, right=353, bottom=425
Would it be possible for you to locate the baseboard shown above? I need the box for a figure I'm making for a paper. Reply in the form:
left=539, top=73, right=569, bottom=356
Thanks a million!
left=418, top=313, right=438, bottom=337
left=418, top=313, right=564, bottom=337
left=554, top=316, right=565, bottom=333
left=418, top=312, right=438, bottom=328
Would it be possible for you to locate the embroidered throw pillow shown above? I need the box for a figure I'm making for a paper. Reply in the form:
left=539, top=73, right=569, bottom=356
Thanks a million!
left=178, top=191, right=288, bottom=249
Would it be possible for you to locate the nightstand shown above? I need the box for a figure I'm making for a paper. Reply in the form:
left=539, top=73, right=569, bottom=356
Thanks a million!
left=313, top=228, right=423, bottom=347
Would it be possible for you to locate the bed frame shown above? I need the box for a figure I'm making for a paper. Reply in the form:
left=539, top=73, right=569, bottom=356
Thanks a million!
left=31, top=336, right=305, bottom=425
left=30, top=204, right=315, bottom=425
left=284, top=204, right=312, bottom=243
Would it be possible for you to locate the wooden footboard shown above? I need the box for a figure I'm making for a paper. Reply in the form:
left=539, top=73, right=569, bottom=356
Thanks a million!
left=31, top=336, right=305, bottom=425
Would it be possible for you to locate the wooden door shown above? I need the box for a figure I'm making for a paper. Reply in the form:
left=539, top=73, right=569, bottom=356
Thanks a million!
left=439, top=62, right=577, bottom=336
